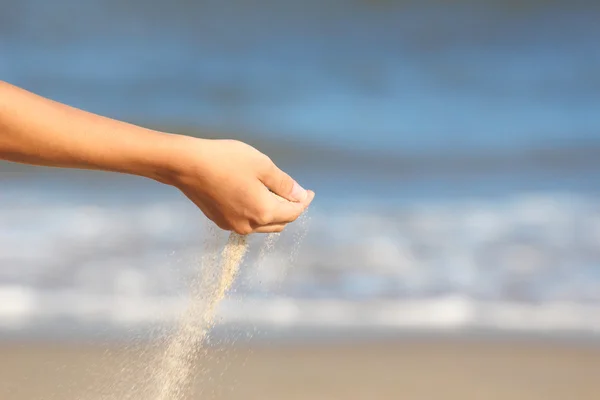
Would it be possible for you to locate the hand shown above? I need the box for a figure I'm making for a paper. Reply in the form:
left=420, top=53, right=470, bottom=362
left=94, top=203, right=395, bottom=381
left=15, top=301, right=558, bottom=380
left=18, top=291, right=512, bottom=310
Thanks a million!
left=0, top=80, right=313, bottom=233
left=162, top=137, right=315, bottom=234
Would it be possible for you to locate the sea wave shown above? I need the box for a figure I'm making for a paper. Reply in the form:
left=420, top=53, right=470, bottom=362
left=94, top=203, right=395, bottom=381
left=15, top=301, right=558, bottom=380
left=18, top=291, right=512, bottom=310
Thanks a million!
left=1, top=188, right=599, bottom=336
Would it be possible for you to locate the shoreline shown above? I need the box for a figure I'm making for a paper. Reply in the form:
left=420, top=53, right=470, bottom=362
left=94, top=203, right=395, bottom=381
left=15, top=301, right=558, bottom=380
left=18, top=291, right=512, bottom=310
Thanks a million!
left=2, top=325, right=600, bottom=349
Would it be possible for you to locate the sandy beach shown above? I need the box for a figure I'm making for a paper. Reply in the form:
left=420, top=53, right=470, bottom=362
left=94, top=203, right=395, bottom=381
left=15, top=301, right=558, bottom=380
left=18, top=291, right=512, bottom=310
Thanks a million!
left=1, top=338, right=599, bottom=400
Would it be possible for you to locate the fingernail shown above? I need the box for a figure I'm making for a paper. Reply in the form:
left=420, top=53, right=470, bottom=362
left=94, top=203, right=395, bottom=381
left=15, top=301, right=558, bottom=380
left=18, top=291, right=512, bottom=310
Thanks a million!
left=291, top=181, right=308, bottom=201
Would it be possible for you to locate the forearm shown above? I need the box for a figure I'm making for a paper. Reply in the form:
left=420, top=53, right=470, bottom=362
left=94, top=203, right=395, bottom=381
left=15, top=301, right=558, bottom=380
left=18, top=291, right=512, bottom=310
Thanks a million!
left=0, top=82, right=313, bottom=233
left=0, top=80, right=182, bottom=181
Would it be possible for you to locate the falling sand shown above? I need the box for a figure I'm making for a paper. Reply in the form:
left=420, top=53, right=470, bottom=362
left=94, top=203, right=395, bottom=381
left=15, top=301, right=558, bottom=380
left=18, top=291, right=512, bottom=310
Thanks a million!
left=153, top=232, right=249, bottom=400
left=96, top=197, right=309, bottom=400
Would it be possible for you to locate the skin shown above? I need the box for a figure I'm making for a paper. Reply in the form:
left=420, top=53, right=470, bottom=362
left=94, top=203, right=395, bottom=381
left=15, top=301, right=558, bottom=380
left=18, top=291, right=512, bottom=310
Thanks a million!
left=0, top=80, right=315, bottom=234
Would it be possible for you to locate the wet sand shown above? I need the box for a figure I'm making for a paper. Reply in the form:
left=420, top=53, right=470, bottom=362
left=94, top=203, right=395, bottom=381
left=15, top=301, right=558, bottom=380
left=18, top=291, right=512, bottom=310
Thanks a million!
left=1, top=338, right=599, bottom=400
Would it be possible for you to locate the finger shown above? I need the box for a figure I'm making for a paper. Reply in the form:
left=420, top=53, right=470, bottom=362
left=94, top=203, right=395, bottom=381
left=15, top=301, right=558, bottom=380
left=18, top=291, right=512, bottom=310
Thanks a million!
left=260, top=163, right=308, bottom=202
left=253, top=224, right=286, bottom=233
left=269, top=190, right=315, bottom=224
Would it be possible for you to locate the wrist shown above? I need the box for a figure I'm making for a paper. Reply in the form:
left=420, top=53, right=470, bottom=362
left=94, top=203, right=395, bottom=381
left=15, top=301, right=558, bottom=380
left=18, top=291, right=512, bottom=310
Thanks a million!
left=139, top=132, right=203, bottom=186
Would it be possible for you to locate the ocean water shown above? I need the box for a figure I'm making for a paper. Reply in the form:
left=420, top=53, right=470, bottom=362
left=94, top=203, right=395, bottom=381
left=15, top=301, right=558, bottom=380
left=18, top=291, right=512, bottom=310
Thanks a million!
left=1, top=0, right=600, bottom=338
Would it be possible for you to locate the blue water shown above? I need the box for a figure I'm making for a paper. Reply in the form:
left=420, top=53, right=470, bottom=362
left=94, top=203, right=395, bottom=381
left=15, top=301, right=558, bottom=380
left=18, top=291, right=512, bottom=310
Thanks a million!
left=1, top=1, right=599, bottom=155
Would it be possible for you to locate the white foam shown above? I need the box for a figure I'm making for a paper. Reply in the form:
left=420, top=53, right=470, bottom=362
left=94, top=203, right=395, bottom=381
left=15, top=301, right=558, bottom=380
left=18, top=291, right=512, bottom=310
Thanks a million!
left=0, top=285, right=36, bottom=328
left=1, top=191, right=600, bottom=337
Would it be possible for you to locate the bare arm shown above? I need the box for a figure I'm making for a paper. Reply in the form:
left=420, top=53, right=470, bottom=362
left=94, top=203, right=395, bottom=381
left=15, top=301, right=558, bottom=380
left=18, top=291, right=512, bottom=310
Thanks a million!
left=0, top=81, right=314, bottom=233
left=0, top=80, right=182, bottom=180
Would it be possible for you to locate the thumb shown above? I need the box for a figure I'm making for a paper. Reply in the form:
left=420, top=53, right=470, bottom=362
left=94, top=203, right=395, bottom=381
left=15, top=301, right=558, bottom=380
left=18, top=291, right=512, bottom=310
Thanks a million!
left=260, top=163, right=308, bottom=202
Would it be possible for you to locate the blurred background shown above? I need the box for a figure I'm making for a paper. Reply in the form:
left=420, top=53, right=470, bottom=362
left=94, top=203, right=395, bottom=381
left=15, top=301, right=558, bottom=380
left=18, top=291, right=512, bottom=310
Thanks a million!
left=1, top=0, right=600, bottom=399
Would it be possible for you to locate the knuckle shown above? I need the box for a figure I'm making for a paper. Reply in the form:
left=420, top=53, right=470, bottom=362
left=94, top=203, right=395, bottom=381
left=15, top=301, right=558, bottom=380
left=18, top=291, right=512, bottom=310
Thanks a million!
left=226, top=139, right=244, bottom=147
left=233, top=223, right=253, bottom=235
left=252, top=206, right=272, bottom=226
left=260, top=156, right=275, bottom=175
left=289, top=212, right=301, bottom=223
left=260, top=153, right=273, bottom=165
left=284, top=206, right=303, bottom=223
left=224, top=215, right=251, bottom=235
left=227, top=139, right=252, bottom=153
left=279, top=175, right=294, bottom=194
left=212, top=217, right=230, bottom=231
